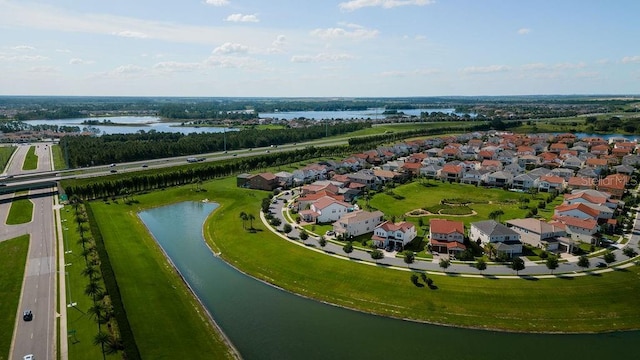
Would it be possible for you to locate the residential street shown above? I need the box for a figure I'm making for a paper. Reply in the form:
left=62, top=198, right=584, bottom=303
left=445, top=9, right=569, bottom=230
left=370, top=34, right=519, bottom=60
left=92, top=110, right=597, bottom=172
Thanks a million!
left=264, top=191, right=640, bottom=278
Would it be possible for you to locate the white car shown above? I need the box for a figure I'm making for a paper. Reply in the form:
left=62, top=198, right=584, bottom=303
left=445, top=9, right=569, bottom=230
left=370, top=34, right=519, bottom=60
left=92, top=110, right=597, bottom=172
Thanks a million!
left=24, top=355, right=34, bottom=360
left=325, top=230, right=335, bottom=236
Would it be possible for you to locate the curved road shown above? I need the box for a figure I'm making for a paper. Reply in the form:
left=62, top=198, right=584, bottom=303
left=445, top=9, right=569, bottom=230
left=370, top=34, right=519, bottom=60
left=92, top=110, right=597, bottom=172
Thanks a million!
left=266, top=191, right=640, bottom=277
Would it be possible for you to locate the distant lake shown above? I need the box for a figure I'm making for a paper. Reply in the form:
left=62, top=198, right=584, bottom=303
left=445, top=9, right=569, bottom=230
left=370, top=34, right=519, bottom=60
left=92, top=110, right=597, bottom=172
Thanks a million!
left=24, top=116, right=233, bottom=135
left=568, top=133, right=639, bottom=141
left=260, top=108, right=474, bottom=120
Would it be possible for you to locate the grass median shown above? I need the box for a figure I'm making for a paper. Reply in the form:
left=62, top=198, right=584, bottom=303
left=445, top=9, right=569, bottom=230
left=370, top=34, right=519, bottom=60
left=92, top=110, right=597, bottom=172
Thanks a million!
left=5, top=192, right=33, bottom=225
left=0, top=235, right=29, bottom=360
left=87, top=176, right=640, bottom=333
left=22, top=146, right=38, bottom=171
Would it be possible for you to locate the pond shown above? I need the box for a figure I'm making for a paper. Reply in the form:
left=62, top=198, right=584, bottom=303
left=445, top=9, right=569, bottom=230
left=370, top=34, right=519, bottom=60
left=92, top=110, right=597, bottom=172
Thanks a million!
left=138, top=201, right=637, bottom=360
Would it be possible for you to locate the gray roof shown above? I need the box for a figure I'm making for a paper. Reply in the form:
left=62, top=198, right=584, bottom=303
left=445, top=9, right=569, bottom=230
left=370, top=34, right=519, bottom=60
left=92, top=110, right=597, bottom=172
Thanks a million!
left=472, top=220, right=519, bottom=237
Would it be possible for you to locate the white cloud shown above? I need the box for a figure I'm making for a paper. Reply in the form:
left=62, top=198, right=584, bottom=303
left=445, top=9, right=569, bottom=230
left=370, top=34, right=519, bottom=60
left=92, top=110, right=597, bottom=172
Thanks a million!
left=213, top=42, right=249, bottom=54
left=311, top=26, right=379, bottom=39
left=204, top=0, right=229, bottom=6
left=12, top=45, right=35, bottom=51
left=113, top=64, right=146, bottom=74
left=622, top=56, right=640, bottom=64
left=517, top=28, right=531, bottom=35
left=461, top=65, right=510, bottom=74
left=267, top=35, right=287, bottom=53
left=575, top=71, right=600, bottom=79
left=69, top=58, right=94, bottom=65
left=203, top=55, right=264, bottom=70
left=153, top=61, right=202, bottom=72
left=291, top=53, right=355, bottom=63
left=0, top=54, right=48, bottom=61
left=113, top=30, right=149, bottom=39
left=224, top=13, right=259, bottom=23
left=339, top=0, right=435, bottom=11
left=56, top=49, right=71, bottom=53
left=553, top=62, right=586, bottom=70
left=596, top=58, right=610, bottom=65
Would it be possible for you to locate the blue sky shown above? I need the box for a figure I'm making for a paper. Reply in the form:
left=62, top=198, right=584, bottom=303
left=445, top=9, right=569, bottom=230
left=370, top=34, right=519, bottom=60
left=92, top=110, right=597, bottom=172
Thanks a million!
left=1, top=0, right=639, bottom=97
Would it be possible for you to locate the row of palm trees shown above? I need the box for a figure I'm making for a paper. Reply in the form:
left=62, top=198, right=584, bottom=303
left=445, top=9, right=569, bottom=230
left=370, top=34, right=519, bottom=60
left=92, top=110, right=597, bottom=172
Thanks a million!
left=239, top=211, right=257, bottom=230
left=71, top=199, right=124, bottom=358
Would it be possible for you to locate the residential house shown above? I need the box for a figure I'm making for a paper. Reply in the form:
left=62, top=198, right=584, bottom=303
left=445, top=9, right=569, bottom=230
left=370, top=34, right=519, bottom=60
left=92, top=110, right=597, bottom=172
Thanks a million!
left=420, top=164, right=442, bottom=179
left=243, top=172, right=278, bottom=191
left=503, top=163, right=525, bottom=176
left=371, top=221, right=417, bottom=249
left=590, top=144, right=610, bottom=156
left=512, top=173, right=538, bottom=190
left=429, top=219, right=466, bottom=254
left=347, top=170, right=381, bottom=190
left=566, top=177, right=596, bottom=191
left=506, top=218, right=571, bottom=252
left=576, top=168, right=599, bottom=179
left=439, top=164, right=464, bottom=182
left=274, top=171, right=295, bottom=188
left=469, top=220, right=522, bottom=257
left=550, top=216, right=598, bottom=243
left=422, top=156, right=446, bottom=166
left=333, top=210, right=385, bottom=238
left=537, top=175, right=566, bottom=192
left=553, top=203, right=603, bottom=221
left=598, top=173, right=629, bottom=199
left=481, top=159, right=503, bottom=172
left=486, top=171, right=513, bottom=187
left=497, top=149, right=517, bottom=165
left=401, top=162, right=422, bottom=177
left=585, top=158, right=609, bottom=173
left=564, top=190, right=620, bottom=211
left=561, top=156, right=584, bottom=170
left=614, top=164, right=635, bottom=175
left=461, top=169, right=490, bottom=185
left=518, top=154, right=541, bottom=169
left=301, top=196, right=352, bottom=224
left=550, top=167, right=575, bottom=180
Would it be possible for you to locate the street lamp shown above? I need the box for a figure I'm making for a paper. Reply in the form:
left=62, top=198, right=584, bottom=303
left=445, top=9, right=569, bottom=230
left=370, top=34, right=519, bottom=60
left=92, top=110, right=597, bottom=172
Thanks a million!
left=66, top=271, right=77, bottom=308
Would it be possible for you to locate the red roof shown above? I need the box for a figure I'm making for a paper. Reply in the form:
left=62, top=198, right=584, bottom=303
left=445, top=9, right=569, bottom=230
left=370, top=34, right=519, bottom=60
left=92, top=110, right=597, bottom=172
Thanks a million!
left=539, top=175, right=565, bottom=184
left=567, top=177, right=595, bottom=188
left=552, top=215, right=598, bottom=231
left=430, top=239, right=467, bottom=250
left=554, top=203, right=600, bottom=219
left=430, top=219, right=464, bottom=234
left=441, top=164, right=463, bottom=174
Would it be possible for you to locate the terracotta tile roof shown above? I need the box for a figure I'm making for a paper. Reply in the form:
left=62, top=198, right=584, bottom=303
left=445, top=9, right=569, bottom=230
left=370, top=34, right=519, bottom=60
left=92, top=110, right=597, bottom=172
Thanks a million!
left=567, top=177, right=595, bottom=188
left=430, top=219, right=464, bottom=234
left=551, top=215, right=598, bottom=231
left=312, top=196, right=351, bottom=211
left=585, top=158, right=608, bottom=166
left=539, top=175, right=565, bottom=184
left=430, top=239, right=467, bottom=250
left=598, top=174, right=629, bottom=190
left=441, top=164, right=463, bottom=174
left=377, top=221, right=415, bottom=233
left=257, top=172, right=276, bottom=181
left=554, top=203, right=601, bottom=219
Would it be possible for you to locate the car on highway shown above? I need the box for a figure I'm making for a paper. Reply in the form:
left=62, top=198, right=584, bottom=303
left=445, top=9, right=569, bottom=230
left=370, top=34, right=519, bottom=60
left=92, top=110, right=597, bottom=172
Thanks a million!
left=141, top=164, right=148, bottom=168
left=596, top=262, right=608, bottom=268
left=24, top=355, right=34, bottom=360
left=23, top=310, right=33, bottom=321
left=110, top=169, right=118, bottom=173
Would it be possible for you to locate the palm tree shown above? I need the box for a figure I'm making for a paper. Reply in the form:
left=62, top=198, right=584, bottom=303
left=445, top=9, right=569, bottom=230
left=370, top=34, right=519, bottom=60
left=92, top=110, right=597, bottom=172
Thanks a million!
left=104, top=334, right=124, bottom=355
left=247, top=213, right=255, bottom=230
left=439, top=258, right=451, bottom=272
left=93, top=330, right=109, bottom=360
left=484, top=243, right=496, bottom=260
left=239, top=212, right=248, bottom=230
left=475, top=258, right=487, bottom=274
left=87, top=303, right=109, bottom=324
left=85, top=281, right=104, bottom=302
left=81, top=265, right=100, bottom=280
left=489, top=209, right=504, bottom=222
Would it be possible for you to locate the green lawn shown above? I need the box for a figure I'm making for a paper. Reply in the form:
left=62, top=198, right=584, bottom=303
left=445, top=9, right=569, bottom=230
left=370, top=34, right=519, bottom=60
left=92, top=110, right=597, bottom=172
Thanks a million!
left=22, top=146, right=38, bottom=171
left=363, top=181, right=537, bottom=229
left=87, top=176, right=640, bottom=333
left=51, top=144, right=67, bottom=170
left=5, top=193, right=34, bottom=225
left=87, top=194, right=236, bottom=360
left=0, top=146, right=16, bottom=173
left=60, top=206, right=119, bottom=360
left=0, top=235, right=29, bottom=360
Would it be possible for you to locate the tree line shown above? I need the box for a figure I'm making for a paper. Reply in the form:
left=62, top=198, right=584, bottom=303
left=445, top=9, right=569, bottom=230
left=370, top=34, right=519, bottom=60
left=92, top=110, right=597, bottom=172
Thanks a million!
left=60, top=122, right=370, bottom=167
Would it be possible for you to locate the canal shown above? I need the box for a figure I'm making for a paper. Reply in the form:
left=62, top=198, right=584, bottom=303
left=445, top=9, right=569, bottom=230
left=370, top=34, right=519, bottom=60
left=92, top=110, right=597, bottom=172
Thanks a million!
left=138, top=201, right=637, bottom=360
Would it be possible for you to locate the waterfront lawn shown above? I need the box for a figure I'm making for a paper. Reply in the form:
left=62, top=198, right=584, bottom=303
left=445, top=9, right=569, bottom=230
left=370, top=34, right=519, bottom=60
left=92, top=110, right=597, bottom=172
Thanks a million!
left=22, top=146, right=38, bottom=170
left=88, top=176, right=640, bottom=333
left=0, top=145, right=16, bottom=172
left=88, top=192, right=236, bottom=360
left=51, top=144, right=66, bottom=170
left=6, top=193, right=34, bottom=225
left=0, top=235, right=29, bottom=360
left=60, top=207, right=118, bottom=360
left=364, top=181, right=533, bottom=228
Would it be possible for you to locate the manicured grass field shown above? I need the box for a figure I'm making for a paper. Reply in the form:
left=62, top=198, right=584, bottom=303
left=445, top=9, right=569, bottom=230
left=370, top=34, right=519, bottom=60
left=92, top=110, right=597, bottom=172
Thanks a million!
left=51, top=144, right=67, bottom=170
left=0, top=235, right=29, bottom=360
left=0, top=145, right=16, bottom=172
left=5, top=193, right=34, bottom=225
left=363, top=181, right=538, bottom=228
left=88, top=177, right=640, bottom=333
left=87, top=194, right=236, bottom=360
left=22, top=146, right=38, bottom=171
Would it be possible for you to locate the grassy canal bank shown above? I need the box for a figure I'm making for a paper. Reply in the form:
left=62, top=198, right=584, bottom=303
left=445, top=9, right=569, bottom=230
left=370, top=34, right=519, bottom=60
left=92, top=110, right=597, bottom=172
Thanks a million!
left=86, top=175, right=640, bottom=336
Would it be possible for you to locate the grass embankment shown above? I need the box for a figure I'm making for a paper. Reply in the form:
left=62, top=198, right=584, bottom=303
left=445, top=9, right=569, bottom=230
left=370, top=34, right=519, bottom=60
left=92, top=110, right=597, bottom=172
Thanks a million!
left=22, top=146, right=38, bottom=171
left=88, top=177, right=640, bottom=333
left=6, top=192, right=33, bottom=225
left=0, top=145, right=16, bottom=173
left=59, top=206, right=119, bottom=360
left=51, top=144, right=66, bottom=170
left=86, top=195, right=236, bottom=360
left=0, top=235, right=29, bottom=360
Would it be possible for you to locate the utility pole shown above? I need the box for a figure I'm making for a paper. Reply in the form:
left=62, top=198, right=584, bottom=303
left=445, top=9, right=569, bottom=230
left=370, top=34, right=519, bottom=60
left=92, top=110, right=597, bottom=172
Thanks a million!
left=223, top=128, right=227, bottom=152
